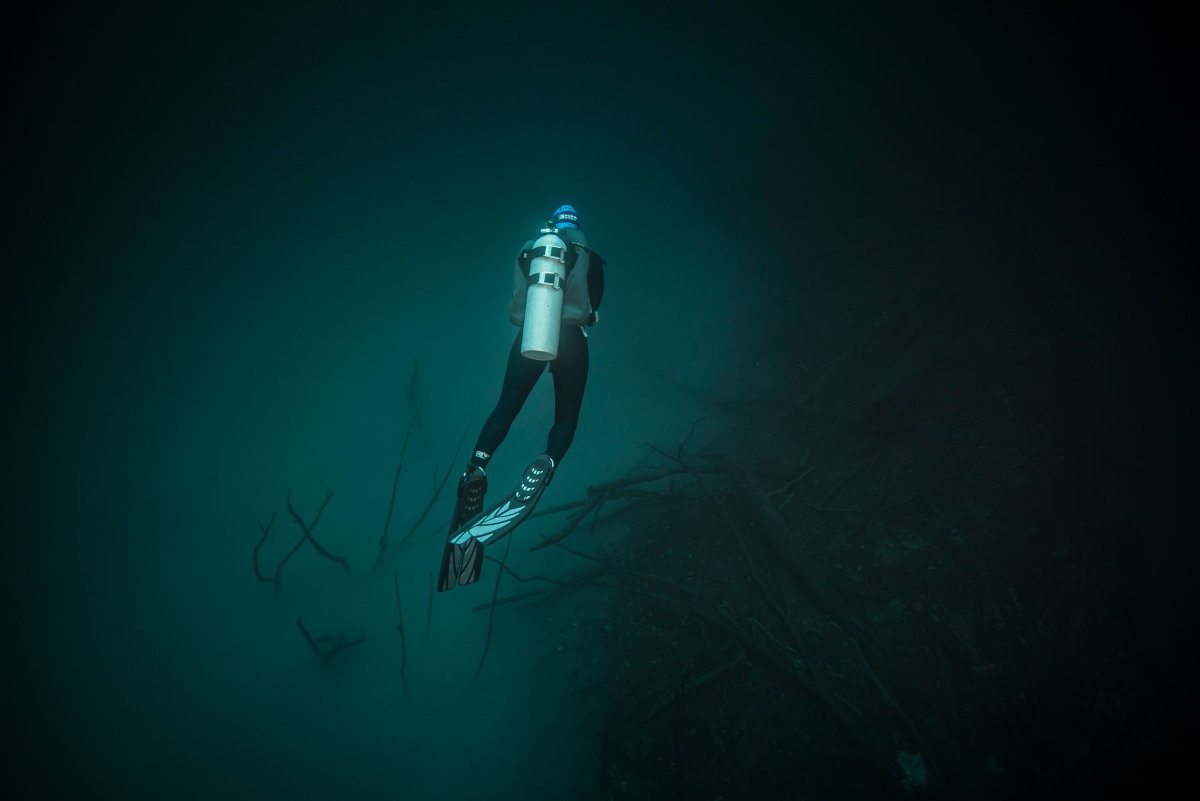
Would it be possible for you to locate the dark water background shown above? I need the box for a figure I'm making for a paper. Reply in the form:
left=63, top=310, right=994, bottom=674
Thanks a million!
left=4, top=2, right=1193, bottom=798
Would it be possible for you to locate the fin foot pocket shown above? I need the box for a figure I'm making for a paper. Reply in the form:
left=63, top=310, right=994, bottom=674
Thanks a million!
left=450, top=468, right=488, bottom=533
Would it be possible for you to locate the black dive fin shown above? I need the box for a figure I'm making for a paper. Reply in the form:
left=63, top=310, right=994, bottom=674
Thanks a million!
left=436, top=468, right=488, bottom=592
left=448, top=454, right=554, bottom=550
left=438, top=538, right=482, bottom=591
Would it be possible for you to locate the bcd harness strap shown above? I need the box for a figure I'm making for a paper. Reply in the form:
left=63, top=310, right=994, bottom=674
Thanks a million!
left=528, top=244, right=567, bottom=261
left=521, top=242, right=581, bottom=274
left=527, top=272, right=563, bottom=289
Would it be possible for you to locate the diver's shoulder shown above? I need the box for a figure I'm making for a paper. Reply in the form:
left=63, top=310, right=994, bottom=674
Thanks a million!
left=559, top=228, right=588, bottom=248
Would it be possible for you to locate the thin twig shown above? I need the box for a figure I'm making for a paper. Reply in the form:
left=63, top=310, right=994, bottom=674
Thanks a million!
left=394, top=574, right=412, bottom=702
left=286, top=488, right=349, bottom=571
left=528, top=498, right=588, bottom=519
left=845, top=465, right=902, bottom=543
left=257, top=490, right=346, bottom=592
left=424, top=571, right=433, bottom=646
left=252, top=511, right=277, bottom=587
left=472, top=590, right=546, bottom=612
left=484, top=557, right=619, bottom=591
left=253, top=510, right=316, bottom=595
left=529, top=487, right=658, bottom=522
left=821, top=455, right=881, bottom=507
left=378, top=423, right=414, bottom=556
left=296, top=616, right=323, bottom=660
left=768, top=464, right=819, bottom=500
left=529, top=463, right=722, bottom=553
left=676, top=416, right=708, bottom=461
left=296, top=617, right=366, bottom=665
left=408, top=357, right=429, bottom=449
left=472, top=534, right=514, bottom=684
left=398, top=424, right=470, bottom=545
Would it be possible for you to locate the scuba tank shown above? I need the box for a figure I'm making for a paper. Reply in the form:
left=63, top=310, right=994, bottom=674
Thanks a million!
left=520, top=223, right=569, bottom=360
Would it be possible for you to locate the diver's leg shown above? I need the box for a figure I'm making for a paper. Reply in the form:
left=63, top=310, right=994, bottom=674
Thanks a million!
left=447, top=332, right=566, bottom=555
left=440, top=331, right=545, bottom=591
left=473, top=330, right=546, bottom=467
left=546, top=325, right=590, bottom=465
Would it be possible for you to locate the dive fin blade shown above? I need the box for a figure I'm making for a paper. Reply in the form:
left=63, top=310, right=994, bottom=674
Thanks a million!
left=437, top=468, right=489, bottom=592
left=465, top=454, right=554, bottom=546
left=437, top=538, right=482, bottom=592
left=436, top=455, right=554, bottom=591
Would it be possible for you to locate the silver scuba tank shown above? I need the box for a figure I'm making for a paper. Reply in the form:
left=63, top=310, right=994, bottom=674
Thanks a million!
left=520, top=225, right=569, bottom=360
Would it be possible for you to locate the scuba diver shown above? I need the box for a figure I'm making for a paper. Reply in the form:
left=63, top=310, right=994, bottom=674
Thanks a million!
left=438, top=204, right=606, bottom=591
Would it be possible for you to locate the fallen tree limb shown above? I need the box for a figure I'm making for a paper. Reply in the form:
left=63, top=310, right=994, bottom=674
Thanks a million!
left=398, top=424, right=470, bottom=546
left=472, top=589, right=546, bottom=612
left=377, top=423, right=414, bottom=557
left=424, top=571, right=433, bottom=646
left=296, top=617, right=366, bottom=665
left=253, top=510, right=308, bottom=595
left=472, top=534, right=514, bottom=685
left=393, top=574, right=412, bottom=702
left=530, top=462, right=724, bottom=552
left=723, top=455, right=940, bottom=793
left=286, top=488, right=349, bottom=572
left=407, top=357, right=430, bottom=450
left=720, top=457, right=869, bottom=639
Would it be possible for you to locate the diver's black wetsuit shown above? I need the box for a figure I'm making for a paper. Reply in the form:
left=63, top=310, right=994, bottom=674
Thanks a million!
left=474, top=324, right=589, bottom=465
left=438, top=211, right=602, bottom=590
left=468, top=221, right=604, bottom=471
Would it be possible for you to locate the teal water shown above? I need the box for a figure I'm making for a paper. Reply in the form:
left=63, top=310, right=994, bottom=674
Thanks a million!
left=5, top=3, right=1192, bottom=798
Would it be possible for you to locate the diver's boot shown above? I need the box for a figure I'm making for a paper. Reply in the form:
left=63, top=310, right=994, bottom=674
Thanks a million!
left=437, top=466, right=488, bottom=592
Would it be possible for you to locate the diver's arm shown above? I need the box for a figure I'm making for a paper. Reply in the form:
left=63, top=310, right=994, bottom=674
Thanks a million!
left=509, top=241, right=534, bottom=324
left=587, top=252, right=606, bottom=315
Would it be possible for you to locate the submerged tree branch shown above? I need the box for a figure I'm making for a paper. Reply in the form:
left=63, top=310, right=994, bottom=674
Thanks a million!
left=252, top=510, right=309, bottom=596
left=296, top=617, right=366, bottom=665
left=287, top=488, right=348, bottom=572
left=472, top=589, right=546, bottom=612
left=408, top=357, right=430, bottom=450
left=378, top=423, right=414, bottom=557
left=393, top=574, right=412, bottom=702
left=472, top=534, right=514, bottom=685
left=398, top=424, right=470, bottom=546
left=529, top=462, right=723, bottom=552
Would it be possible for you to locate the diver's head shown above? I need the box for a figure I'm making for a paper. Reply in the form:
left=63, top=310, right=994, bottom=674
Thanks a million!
left=552, top=204, right=579, bottom=230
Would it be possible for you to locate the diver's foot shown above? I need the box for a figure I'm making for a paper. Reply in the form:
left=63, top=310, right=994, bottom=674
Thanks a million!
left=462, top=453, right=554, bottom=547
left=450, top=465, right=487, bottom=533
left=515, top=454, right=555, bottom=500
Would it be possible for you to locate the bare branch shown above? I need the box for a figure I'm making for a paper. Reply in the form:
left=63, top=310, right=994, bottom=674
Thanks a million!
left=471, top=590, right=546, bottom=612
left=408, top=357, right=429, bottom=449
left=472, top=534, right=515, bottom=685
left=424, top=571, right=433, bottom=647
left=529, top=462, right=723, bottom=553
left=252, top=511, right=280, bottom=591
left=378, top=423, right=414, bottom=556
left=252, top=510, right=311, bottom=596
left=296, top=617, right=366, bottom=665
left=677, top=416, right=708, bottom=461
left=398, top=423, right=470, bottom=546
left=287, top=488, right=349, bottom=572
left=820, top=455, right=882, bottom=507
left=393, top=574, right=412, bottom=702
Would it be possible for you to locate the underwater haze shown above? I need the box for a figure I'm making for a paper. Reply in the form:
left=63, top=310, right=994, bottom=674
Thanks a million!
left=4, top=2, right=1194, bottom=799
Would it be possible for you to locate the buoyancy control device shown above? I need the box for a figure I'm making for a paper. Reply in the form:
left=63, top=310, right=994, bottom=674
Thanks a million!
left=520, top=223, right=572, bottom=360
